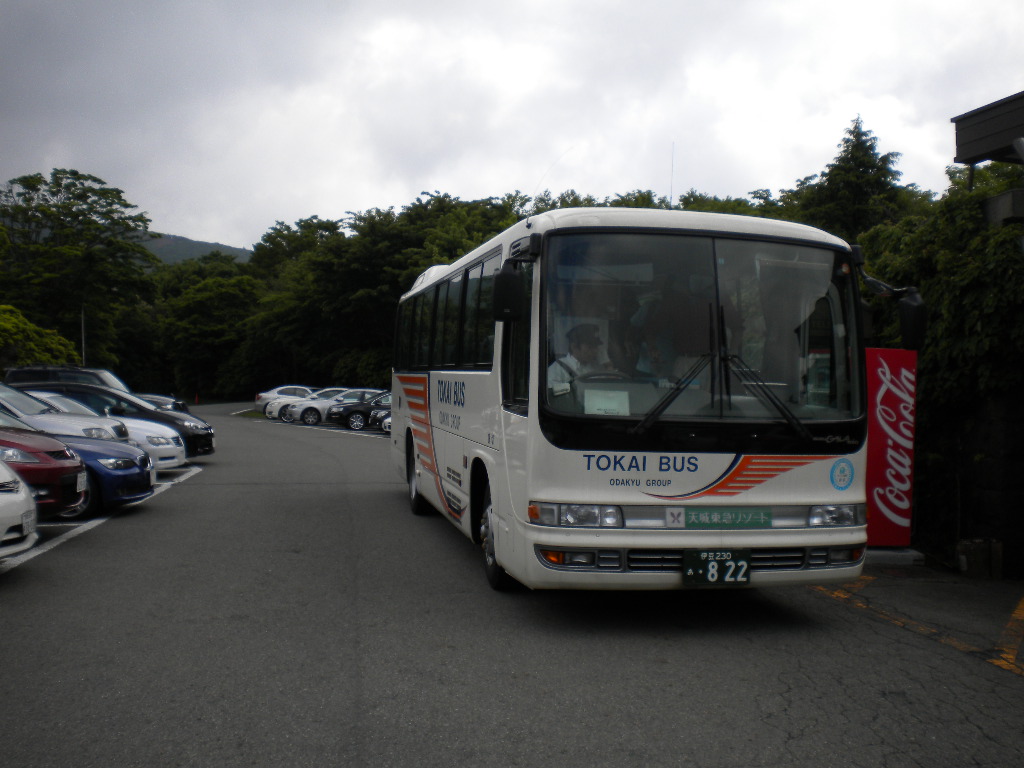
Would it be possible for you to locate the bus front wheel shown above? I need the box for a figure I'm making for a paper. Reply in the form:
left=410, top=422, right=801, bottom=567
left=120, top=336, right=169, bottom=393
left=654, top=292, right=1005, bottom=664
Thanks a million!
left=479, top=484, right=513, bottom=591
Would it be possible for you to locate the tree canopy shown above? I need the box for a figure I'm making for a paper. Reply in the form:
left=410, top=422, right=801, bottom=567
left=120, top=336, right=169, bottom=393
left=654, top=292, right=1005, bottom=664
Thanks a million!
left=0, top=118, right=1008, bottom=403
left=0, top=168, right=158, bottom=369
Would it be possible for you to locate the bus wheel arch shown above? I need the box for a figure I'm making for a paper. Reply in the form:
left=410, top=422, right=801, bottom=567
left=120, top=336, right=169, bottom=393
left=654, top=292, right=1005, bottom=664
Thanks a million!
left=471, top=459, right=514, bottom=590
left=406, top=430, right=432, bottom=516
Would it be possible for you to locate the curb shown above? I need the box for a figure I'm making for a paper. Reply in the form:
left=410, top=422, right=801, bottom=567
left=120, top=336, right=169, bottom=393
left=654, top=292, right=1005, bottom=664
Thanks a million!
left=866, top=547, right=925, bottom=565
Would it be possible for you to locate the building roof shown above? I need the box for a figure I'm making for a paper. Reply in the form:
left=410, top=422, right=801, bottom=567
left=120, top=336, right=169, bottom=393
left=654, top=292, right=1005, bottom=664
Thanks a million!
left=951, top=91, right=1024, bottom=165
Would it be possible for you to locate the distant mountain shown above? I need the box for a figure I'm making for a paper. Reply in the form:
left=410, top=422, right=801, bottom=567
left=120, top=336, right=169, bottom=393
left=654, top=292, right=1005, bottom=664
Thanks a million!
left=145, top=233, right=253, bottom=264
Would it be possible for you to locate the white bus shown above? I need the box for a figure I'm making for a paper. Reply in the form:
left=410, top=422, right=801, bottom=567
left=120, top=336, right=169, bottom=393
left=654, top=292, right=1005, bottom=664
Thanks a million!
left=390, top=207, right=917, bottom=590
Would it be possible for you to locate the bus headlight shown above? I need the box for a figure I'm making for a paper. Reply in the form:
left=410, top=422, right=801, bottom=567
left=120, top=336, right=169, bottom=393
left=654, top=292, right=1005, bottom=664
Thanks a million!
left=808, top=504, right=866, bottom=527
left=529, top=502, right=623, bottom=528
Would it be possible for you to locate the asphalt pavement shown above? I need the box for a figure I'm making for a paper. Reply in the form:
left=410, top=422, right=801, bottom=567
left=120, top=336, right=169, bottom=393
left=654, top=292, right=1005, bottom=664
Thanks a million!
left=2, top=401, right=1021, bottom=768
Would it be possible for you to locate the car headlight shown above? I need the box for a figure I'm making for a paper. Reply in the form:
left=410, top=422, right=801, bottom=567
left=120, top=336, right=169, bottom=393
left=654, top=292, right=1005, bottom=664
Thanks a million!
left=98, top=457, right=136, bottom=470
left=83, top=427, right=113, bottom=439
left=147, top=435, right=175, bottom=446
left=528, top=502, right=624, bottom=528
left=0, top=477, right=23, bottom=492
left=328, top=405, right=342, bottom=413
left=0, top=446, right=40, bottom=463
left=808, top=504, right=866, bottom=527
left=181, top=420, right=210, bottom=431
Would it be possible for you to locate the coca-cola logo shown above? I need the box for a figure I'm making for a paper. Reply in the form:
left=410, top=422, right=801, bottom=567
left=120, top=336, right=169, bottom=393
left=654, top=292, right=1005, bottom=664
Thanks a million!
left=871, top=357, right=916, bottom=527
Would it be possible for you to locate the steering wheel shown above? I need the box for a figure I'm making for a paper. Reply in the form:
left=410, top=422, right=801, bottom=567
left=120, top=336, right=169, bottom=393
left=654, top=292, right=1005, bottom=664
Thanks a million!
left=575, top=371, right=631, bottom=383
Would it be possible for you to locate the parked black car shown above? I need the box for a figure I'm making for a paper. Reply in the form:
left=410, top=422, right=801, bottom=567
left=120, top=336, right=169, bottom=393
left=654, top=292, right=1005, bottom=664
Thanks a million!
left=4, top=365, right=190, bottom=412
left=8, top=381, right=214, bottom=457
left=326, top=391, right=391, bottom=430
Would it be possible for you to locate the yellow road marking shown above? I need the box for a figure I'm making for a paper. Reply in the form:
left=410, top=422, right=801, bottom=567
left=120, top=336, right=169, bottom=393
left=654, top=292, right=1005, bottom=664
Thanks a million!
left=813, top=579, right=1024, bottom=678
left=990, top=596, right=1024, bottom=674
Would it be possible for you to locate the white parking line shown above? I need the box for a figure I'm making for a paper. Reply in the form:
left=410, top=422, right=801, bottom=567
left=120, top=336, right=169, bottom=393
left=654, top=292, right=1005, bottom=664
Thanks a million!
left=0, top=465, right=203, bottom=574
left=307, top=425, right=387, bottom=438
left=0, top=517, right=108, bottom=574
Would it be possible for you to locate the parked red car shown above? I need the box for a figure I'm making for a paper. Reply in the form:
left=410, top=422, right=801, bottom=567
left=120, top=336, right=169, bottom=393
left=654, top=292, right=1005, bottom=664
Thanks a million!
left=0, top=412, right=86, bottom=520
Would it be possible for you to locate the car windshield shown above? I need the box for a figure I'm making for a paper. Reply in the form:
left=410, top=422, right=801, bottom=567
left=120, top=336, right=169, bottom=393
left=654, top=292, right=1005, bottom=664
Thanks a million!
left=313, top=389, right=348, bottom=400
left=29, top=392, right=99, bottom=416
left=542, top=231, right=861, bottom=424
left=0, top=411, right=36, bottom=431
left=0, top=385, right=56, bottom=416
left=62, top=388, right=157, bottom=417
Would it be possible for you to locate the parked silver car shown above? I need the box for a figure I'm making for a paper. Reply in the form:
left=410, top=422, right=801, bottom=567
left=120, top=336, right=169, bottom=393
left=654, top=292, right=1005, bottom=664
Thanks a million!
left=286, top=388, right=384, bottom=426
left=265, top=387, right=350, bottom=421
left=0, top=383, right=129, bottom=442
left=255, top=385, right=316, bottom=415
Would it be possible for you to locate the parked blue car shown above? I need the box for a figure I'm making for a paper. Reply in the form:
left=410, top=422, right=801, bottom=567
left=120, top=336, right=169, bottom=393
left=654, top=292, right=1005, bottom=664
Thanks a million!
left=57, top=436, right=155, bottom=518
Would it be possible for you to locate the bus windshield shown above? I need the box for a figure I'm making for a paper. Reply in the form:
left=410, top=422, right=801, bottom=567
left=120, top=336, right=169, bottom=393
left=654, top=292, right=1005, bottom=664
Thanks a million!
left=542, top=231, right=861, bottom=423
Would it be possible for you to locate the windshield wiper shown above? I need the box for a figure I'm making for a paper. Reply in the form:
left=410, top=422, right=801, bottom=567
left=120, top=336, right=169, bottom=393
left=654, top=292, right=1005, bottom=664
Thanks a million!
left=629, top=354, right=711, bottom=435
left=723, top=354, right=813, bottom=441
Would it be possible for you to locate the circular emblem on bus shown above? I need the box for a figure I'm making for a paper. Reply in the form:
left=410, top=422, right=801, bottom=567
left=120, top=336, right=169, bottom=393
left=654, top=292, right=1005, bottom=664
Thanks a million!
left=830, top=458, right=854, bottom=491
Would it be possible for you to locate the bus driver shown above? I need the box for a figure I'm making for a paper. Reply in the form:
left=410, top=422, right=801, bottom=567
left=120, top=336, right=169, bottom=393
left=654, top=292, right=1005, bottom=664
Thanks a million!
left=547, top=323, right=610, bottom=396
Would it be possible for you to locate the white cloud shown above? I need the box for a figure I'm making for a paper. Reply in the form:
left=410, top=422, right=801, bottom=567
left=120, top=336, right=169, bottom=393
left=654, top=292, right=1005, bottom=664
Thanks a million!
left=2, top=0, right=1022, bottom=247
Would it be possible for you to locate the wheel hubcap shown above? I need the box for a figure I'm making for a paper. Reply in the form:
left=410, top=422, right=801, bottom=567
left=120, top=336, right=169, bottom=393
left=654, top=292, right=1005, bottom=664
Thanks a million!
left=481, top=506, right=496, bottom=566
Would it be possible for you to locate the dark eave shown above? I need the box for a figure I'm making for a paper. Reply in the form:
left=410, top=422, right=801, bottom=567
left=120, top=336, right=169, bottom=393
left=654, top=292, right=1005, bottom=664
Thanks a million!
left=951, top=90, right=1024, bottom=165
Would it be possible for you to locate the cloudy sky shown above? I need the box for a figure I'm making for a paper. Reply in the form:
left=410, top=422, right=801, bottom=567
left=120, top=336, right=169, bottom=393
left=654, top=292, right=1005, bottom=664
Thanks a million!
left=2, top=0, right=1022, bottom=249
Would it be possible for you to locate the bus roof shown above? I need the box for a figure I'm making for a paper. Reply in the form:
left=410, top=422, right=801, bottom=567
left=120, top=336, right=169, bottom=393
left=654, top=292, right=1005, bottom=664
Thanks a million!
left=404, top=207, right=850, bottom=298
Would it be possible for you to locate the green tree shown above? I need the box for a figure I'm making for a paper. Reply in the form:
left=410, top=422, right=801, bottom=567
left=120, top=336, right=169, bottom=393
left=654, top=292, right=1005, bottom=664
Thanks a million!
left=0, top=304, right=78, bottom=369
left=780, top=118, right=933, bottom=242
left=608, top=190, right=672, bottom=208
left=0, top=169, right=158, bottom=367
left=680, top=189, right=763, bottom=216
left=248, top=216, right=343, bottom=277
left=161, top=274, right=263, bottom=399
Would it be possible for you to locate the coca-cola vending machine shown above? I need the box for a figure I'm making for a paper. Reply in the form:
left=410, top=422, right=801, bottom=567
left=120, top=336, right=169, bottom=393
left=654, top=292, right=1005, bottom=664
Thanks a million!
left=866, top=348, right=918, bottom=547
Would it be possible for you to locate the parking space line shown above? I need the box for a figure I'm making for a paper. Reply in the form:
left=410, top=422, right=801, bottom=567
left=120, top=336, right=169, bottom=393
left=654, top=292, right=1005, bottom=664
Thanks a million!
left=813, top=575, right=875, bottom=600
left=990, top=596, right=1024, bottom=675
left=0, top=465, right=203, bottom=575
left=812, top=580, right=1024, bottom=678
left=0, top=516, right=109, bottom=574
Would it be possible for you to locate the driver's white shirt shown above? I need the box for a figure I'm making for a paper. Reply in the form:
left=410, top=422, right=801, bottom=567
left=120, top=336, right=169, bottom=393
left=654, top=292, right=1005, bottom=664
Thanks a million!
left=547, top=353, right=605, bottom=388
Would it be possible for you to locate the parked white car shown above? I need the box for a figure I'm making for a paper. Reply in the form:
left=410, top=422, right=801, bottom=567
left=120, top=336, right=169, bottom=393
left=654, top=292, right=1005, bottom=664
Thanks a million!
left=28, top=391, right=188, bottom=472
left=0, top=459, right=38, bottom=561
left=264, top=387, right=351, bottom=421
left=255, top=385, right=316, bottom=415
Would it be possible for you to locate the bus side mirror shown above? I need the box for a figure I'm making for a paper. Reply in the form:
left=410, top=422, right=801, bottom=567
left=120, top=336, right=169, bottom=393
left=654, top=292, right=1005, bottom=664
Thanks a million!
left=898, top=287, right=926, bottom=351
left=493, top=261, right=526, bottom=322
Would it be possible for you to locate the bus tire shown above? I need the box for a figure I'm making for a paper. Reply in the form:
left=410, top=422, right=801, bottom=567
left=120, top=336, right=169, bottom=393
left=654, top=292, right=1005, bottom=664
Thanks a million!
left=479, top=484, right=514, bottom=591
left=406, top=433, right=432, bottom=516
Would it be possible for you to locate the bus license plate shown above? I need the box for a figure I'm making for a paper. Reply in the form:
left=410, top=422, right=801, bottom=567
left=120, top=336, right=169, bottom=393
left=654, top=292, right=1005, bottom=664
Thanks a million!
left=683, top=549, right=751, bottom=587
